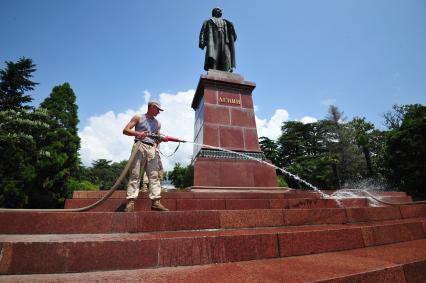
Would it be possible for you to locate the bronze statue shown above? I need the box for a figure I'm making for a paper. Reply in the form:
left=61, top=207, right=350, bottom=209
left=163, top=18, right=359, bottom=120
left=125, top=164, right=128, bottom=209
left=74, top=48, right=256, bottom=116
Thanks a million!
left=199, top=8, right=237, bottom=72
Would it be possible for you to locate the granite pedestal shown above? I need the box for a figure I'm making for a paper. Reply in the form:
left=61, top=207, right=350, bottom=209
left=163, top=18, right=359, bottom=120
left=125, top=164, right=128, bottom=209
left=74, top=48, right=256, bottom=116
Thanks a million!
left=191, top=70, right=277, bottom=187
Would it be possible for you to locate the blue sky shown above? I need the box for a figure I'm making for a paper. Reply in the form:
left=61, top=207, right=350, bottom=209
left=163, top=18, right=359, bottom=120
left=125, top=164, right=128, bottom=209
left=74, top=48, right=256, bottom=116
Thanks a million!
left=2, top=0, right=426, bottom=168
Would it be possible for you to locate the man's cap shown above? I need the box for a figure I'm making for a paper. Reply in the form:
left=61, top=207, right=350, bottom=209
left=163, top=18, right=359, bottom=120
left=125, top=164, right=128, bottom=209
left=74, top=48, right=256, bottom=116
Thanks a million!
left=148, top=101, right=164, bottom=111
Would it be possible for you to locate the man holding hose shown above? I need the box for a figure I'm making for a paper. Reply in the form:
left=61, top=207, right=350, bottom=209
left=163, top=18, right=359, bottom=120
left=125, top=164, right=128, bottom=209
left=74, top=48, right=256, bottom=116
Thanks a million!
left=122, top=101, right=169, bottom=212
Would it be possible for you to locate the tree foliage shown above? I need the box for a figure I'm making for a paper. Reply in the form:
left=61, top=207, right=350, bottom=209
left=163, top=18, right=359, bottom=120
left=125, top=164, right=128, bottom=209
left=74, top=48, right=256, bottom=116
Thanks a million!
left=350, top=117, right=375, bottom=176
left=84, top=159, right=128, bottom=190
left=0, top=57, right=37, bottom=111
left=381, top=104, right=426, bottom=197
left=323, top=106, right=366, bottom=188
left=0, top=108, right=50, bottom=207
left=169, top=163, right=193, bottom=188
left=259, top=136, right=279, bottom=165
left=383, top=104, right=409, bottom=130
left=287, top=155, right=337, bottom=189
left=27, top=83, right=81, bottom=208
left=272, top=120, right=335, bottom=188
left=261, top=105, right=393, bottom=190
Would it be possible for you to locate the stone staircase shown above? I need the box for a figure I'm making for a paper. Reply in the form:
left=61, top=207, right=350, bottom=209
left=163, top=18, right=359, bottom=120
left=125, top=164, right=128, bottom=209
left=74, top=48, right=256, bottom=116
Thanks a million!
left=1, top=189, right=425, bottom=282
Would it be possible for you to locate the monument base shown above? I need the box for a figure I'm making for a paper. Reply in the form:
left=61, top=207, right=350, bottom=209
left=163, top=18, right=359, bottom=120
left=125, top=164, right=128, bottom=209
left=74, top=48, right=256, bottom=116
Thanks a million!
left=193, top=157, right=278, bottom=187
left=191, top=70, right=278, bottom=188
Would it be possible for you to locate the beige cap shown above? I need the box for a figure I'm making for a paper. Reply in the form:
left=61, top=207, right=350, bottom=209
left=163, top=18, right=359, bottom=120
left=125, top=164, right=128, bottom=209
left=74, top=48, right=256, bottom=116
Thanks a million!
left=148, top=101, right=164, bottom=111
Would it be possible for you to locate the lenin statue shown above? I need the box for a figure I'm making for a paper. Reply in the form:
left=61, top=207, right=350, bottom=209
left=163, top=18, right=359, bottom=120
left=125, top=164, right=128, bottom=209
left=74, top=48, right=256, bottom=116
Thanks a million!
left=199, top=8, right=237, bottom=72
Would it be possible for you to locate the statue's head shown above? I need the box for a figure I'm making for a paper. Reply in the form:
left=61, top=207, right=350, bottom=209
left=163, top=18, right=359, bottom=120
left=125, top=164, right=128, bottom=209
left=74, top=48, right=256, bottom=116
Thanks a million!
left=212, top=7, right=222, bottom=18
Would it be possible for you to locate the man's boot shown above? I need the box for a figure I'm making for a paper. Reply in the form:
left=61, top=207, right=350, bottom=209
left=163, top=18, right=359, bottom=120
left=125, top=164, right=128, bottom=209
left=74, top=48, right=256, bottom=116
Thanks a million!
left=151, top=199, right=169, bottom=211
left=124, top=199, right=135, bottom=212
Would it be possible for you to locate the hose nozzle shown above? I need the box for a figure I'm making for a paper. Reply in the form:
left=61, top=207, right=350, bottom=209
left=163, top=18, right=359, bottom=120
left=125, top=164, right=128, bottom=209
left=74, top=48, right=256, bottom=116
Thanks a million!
left=162, top=135, right=186, bottom=143
left=148, top=134, right=186, bottom=143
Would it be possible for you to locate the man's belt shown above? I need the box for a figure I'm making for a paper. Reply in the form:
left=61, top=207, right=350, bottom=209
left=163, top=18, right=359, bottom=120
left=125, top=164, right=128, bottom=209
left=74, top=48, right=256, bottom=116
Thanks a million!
left=134, top=140, right=154, bottom=146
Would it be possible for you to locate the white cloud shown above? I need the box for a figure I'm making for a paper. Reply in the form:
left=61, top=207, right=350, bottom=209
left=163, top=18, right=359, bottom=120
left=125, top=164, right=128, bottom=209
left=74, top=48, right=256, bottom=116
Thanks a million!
left=255, top=109, right=289, bottom=140
left=79, top=90, right=195, bottom=171
left=156, top=90, right=195, bottom=171
left=79, top=110, right=136, bottom=167
left=300, top=116, right=318, bottom=124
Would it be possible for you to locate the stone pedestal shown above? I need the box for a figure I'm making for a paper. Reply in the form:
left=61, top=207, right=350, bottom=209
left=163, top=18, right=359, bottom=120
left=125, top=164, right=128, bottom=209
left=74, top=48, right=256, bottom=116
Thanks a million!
left=191, top=70, right=278, bottom=187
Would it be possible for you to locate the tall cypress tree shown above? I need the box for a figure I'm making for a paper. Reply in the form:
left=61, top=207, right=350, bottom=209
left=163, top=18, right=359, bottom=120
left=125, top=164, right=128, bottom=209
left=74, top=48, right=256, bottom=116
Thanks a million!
left=30, top=83, right=80, bottom=208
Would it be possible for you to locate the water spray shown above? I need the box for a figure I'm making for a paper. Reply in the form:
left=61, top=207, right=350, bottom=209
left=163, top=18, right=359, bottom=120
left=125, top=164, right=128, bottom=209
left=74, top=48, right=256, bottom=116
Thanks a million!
left=146, top=134, right=329, bottom=198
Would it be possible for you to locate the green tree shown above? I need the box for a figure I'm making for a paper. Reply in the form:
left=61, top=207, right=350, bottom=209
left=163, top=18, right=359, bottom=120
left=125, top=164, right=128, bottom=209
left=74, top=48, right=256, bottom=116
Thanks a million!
left=67, top=178, right=98, bottom=191
left=29, top=83, right=81, bottom=208
left=273, top=120, right=333, bottom=189
left=324, top=105, right=366, bottom=188
left=383, top=104, right=408, bottom=130
left=0, top=108, right=50, bottom=207
left=89, top=159, right=113, bottom=190
left=0, top=57, right=38, bottom=111
left=0, top=58, right=45, bottom=208
left=382, top=104, right=426, bottom=198
left=287, top=154, right=338, bottom=189
left=350, top=117, right=376, bottom=176
left=81, top=159, right=127, bottom=190
left=277, top=121, right=329, bottom=166
left=169, top=163, right=193, bottom=188
left=367, top=129, right=387, bottom=180
left=277, top=121, right=307, bottom=167
left=259, top=136, right=279, bottom=166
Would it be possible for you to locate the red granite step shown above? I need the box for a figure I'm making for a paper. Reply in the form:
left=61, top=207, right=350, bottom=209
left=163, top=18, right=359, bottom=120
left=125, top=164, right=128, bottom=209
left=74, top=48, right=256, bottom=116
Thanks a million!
left=72, top=190, right=320, bottom=199
left=65, top=190, right=412, bottom=212
left=1, top=229, right=426, bottom=280
left=64, top=196, right=413, bottom=212
left=1, top=240, right=424, bottom=283
left=6, top=239, right=425, bottom=283
left=2, top=205, right=425, bottom=234
left=71, top=189, right=411, bottom=200
left=1, top=219, right=425, bottom=275
left=64, top=197, right=361, bottom=211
